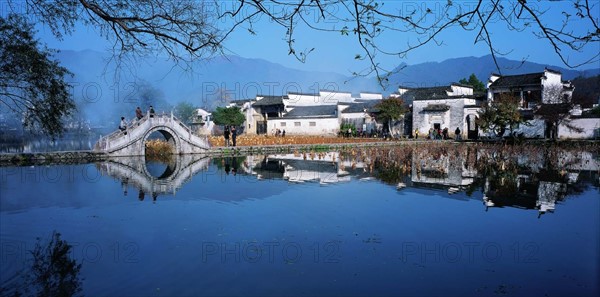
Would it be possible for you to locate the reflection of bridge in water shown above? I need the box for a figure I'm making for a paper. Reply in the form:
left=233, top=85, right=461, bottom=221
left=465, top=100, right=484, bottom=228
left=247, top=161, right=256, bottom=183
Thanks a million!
left=97, top=154, right=211, bottom=197
left=94, top=113, right=210, bottom=156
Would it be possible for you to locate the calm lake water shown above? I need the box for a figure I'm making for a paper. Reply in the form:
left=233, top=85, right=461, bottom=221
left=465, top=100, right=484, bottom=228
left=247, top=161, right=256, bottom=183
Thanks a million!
left=1, top=144, right=599, bottom=296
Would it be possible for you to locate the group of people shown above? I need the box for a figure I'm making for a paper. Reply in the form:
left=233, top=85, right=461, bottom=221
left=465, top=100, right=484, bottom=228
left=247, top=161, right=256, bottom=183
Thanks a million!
left=414, top=127, right=462, bottom=140
left=274, top=128, right=286, bottom=137
left=223, top=126, right=238, bottom=147
left=119, top=105, right=156, bottom=133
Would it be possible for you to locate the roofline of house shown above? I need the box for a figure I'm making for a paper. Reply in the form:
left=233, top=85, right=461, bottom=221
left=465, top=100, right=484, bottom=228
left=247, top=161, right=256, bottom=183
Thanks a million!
left=287, top=91, right=319, bottom=96
left=274, top=115, right=338, bottom=120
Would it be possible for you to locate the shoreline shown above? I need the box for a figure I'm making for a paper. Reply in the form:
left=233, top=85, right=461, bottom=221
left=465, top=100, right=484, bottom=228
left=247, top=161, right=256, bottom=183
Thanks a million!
left=1, top=139, right=598, bottom=167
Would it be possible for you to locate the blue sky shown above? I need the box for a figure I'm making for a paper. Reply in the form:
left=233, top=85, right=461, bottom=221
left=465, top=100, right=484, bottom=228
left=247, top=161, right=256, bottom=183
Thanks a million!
left=22, top=1, right=600, bottom=74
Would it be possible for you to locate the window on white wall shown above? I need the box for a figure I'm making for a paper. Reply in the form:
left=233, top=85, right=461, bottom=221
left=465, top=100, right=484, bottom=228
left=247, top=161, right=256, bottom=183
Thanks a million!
left=309, top=122, right=316, bottom=126
left=280, top=122, right=286, bottom=127
left=294, top=122, right=301, bottom=127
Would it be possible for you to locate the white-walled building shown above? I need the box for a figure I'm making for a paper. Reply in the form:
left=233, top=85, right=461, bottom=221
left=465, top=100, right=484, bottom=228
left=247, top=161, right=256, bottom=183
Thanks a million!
left=487, top=68, right=575, bottom=138
left=190, top=108, right=215, bottom=135
left=234, top=91, right=387, bottom=136
left=406, top=84, right=484, bottom=139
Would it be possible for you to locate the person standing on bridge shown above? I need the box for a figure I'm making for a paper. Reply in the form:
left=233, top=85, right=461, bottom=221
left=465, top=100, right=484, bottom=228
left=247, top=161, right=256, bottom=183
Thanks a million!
left=135, top=106, right=143, bottom=120
left=224, top=126, right=230, bottom=147
left=231, top=126, right=237, bottom=147
left=119, top=116, right=127, bottom=134
left=149, top=105, right=155, bottom=118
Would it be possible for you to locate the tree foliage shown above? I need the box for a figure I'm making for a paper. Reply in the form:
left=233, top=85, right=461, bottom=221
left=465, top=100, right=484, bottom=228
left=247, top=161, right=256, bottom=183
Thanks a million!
left=375, top=97, right=408, bottom=132
left=0, top=14, right=75, bottom=138
left=459, top=73, right=486, bottom=93
left=174, top=101, right=196, bottom=124
left=211, top=106, right=245, bottom=127
left=476, top=93, right=524, bottom=137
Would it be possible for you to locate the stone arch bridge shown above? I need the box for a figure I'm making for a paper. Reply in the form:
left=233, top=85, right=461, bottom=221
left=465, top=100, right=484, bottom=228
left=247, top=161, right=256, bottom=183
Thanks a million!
left=94, top=113, right=210, bottom=156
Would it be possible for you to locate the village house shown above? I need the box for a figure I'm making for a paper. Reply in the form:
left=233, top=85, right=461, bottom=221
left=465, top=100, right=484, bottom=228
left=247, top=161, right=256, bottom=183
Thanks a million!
left=189, top=108, right=215, bottom=136
left=199, top=68, right=597, bottom=140
left=486, top=68, right=576, bottom=138
left=401, top=83, right=484, bottom=140
left=228, top=90, right=385, bottom=136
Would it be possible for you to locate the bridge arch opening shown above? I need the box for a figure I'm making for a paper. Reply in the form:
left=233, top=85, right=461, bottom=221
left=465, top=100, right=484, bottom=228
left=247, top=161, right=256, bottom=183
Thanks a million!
left=144, top=128, right=178, bottom=157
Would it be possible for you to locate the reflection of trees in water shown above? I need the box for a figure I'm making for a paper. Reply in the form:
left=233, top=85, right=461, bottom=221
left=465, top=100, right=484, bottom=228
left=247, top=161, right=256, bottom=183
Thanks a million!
left=338, top=143, right=597, bottom=200
left=1, top=231, right=83, bottom=297
left=339, top=146, right=413, bottom=185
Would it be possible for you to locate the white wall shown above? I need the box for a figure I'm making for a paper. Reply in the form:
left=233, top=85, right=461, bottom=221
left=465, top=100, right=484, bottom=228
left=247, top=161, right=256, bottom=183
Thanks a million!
left=542, top=70, right=562, bottom=87
left=359, top=92, right=383, bottom=100
left=269, top=118, right=340, bottom=136
left=558, top=118, right=600, bottom=139
left=286, top=93, right=321, bottom=106
left=319, top=90, right=353, bottom=104
left=450, top=85, right=473, bottom=96
left=513, top=119, right=545, bottom=138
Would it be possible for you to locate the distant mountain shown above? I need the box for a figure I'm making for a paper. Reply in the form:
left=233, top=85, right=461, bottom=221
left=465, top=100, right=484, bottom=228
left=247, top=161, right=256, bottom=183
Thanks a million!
left=387, top=55, right=600, bottom=88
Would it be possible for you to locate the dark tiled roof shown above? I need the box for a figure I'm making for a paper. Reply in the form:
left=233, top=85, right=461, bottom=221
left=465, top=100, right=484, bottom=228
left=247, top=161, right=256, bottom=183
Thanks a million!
left=341, top=101, right=381, bottom=113
left=280, top=105, right=337, bottom=119
left=287, top=92, right=319, bottom=96
left=231, top=99, right=255, bottom=106
left=252, top=95, right=285, bottom=106
left=422, top=104, right=450, bottom=112
left=490, top=73, right=544, bottom=88
left=400, top=86, right=452, bottom=101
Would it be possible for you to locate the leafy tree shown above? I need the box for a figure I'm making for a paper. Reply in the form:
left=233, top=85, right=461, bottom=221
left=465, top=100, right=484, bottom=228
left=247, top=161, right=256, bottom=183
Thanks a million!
left=0, top=14, right=75, bottom=138
left=174, top=101, right=197, bottom=124
left=211, top=106, right=245, bottom=127
left=374, top=97, right=408, bottom=133
left=476, top=93, right=525, bottom=137
left=459, top=73, right=486, bottom=93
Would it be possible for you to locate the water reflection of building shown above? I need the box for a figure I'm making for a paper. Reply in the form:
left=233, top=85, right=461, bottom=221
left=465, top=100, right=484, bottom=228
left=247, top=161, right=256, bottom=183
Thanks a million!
left=480, top=149, right=597, bottom=217
left=246, top=152, right=380, bottom=184
left=248, top=147, right=596, bottom=218
left=249, top=153, right=347, bottom=184
left=410, top=147, right=476, bottom=195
